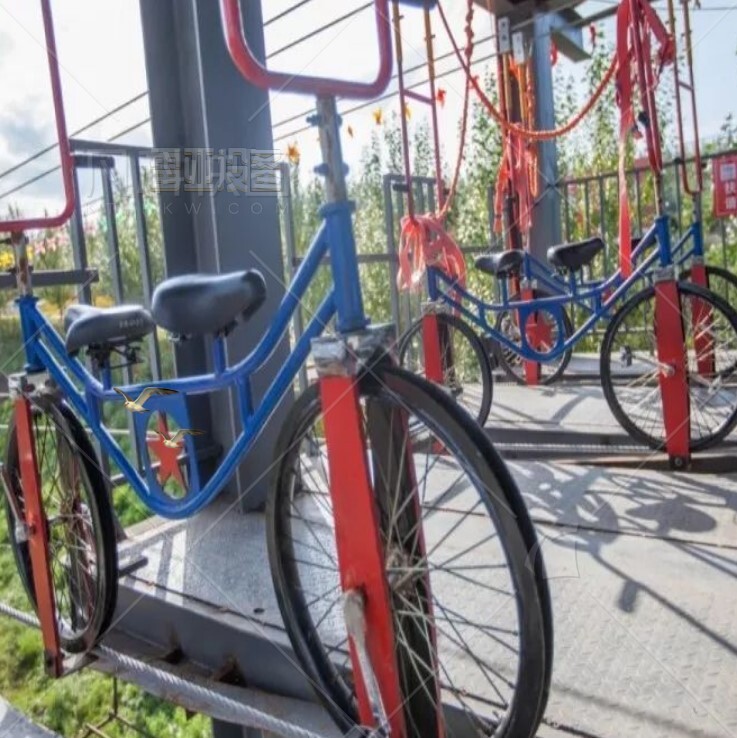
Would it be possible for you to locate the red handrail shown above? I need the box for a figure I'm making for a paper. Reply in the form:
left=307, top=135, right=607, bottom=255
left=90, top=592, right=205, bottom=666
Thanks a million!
left=219, top=0, right=394, bottom=99
left=0, top=0, right=75, bottom=234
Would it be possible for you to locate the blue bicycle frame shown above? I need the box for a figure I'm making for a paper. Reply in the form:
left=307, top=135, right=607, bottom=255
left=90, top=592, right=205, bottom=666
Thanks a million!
left=427, top=212, right=700, bottom=362
left=15, top=181, right=365, bottom=520
left=497, top=217, right=705, bottom=302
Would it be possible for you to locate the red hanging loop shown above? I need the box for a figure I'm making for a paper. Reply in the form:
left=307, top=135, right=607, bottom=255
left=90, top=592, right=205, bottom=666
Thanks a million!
left=396, top=214, right=467, bottom=293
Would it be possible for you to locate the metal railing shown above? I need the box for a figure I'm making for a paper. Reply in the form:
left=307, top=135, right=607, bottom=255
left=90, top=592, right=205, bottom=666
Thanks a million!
left=560, top=149, right=737, bottom=276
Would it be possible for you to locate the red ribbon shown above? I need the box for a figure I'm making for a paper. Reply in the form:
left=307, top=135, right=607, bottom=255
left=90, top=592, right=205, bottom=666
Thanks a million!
left=397, top=215, right=466, bottom=294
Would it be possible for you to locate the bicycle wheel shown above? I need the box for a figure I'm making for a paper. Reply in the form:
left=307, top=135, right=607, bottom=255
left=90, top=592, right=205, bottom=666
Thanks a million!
left=4, top=395, right=118, bottom=653
left=268, top=363, right=551, bottom=738
left=682, top=264, right=737, bottom=311
left=601, top=282, right=737, bottom=451
left=493, top=290, right=574, bottom=385
left=398, top=313, right=493, bottom=426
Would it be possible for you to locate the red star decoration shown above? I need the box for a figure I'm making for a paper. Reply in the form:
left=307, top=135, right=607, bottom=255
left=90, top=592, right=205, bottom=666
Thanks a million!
left=146, top=414, right=187, bottom=488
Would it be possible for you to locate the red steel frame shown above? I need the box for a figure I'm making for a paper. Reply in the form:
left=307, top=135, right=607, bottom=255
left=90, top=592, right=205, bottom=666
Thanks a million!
left=628, top=0, right=691, bottom=465
left=667, top=0, right=713, bottom=375
left=220, top=0, right=393, bottom=100
left=654, top=280, right=691, bottom=463
left=14, top=395, right=64, bottom=677
left=421, top=313, right=446, bottom=384
left=394, top=4, right=455, bottom=394
left=689, top=261, right=715, bottom=376
left=0, top=0, right=75, bottom=234
left=319, top=376, right=409, bottom=736
left=1, top=0, right=76, bottom=679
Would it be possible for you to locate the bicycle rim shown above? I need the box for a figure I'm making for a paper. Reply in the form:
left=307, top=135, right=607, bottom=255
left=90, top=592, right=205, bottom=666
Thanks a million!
left=268, top=365, right=550, bottom=737
left=5, top=399, right=118, bottom=652
left=601, top=283, right=737, bottom=451
left=398, top=313, right=493, bottom=425
left=494, top=291, right=573, bottom=386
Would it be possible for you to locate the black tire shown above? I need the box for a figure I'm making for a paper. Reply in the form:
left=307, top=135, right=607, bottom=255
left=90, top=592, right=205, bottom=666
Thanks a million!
left=398, top=313, right=493, bottom=426
left=493, top=290, right=574, bottom=386
left=4, top=396, right=118, bottom=653
left=681, top=264, right=737, bottom=309
left=601, top=281, right=737, bottom=451
left=268, top=363, right=552, bottom=738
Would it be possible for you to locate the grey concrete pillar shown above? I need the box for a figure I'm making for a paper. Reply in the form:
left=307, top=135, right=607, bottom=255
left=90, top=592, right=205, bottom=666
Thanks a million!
left=139, top=0, right=291, bottom=509
left=529, top=12, right=562, bottom=258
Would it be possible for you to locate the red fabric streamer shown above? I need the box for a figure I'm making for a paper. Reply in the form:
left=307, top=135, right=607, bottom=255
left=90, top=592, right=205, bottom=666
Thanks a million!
left=494, top=134, right=534, bottom=234
left=397, top=215, right=467, bottom=294
left=493, top=58, right=538, bottom=236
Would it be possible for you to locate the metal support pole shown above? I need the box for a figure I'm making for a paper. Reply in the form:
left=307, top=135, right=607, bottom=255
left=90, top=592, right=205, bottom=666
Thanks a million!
left=383, top=175, right=401, bottom=331
left=529, top=12, right=562, bottom=261
left=69, top=165, right=92, bottom=305
left=139, top=0, right=290, bottom=507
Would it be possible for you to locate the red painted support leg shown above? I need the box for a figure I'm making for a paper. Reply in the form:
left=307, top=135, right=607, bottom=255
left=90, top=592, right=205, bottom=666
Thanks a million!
left=421, top=314, right=450, bottom=453
left=654, top=280, right=691, bottom=467
left=422, top=313, right=445, bottom=384
left=14, top=396, right=63, bottom=677
left=521, top=287, right=542, bottom=385
left=688, top=263, right=715, bottom=377
left=319, top=376, right=408, bottom=737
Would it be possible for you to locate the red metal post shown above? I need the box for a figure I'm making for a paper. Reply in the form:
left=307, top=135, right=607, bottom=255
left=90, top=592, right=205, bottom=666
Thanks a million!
left=654, top=279, right=691, bottom=466
left=14, top=395, right=63, bottom=677
left=319, top=376, right=408, bottom=736
left=220, top=0, right=393, bottom=99
left=0, top=0, right=75, bottom=233
left=422, top=313, right=445, bottom=384
left=688, top=263, right=715, bottom=377
left=520, top=286, right=544, bottom=385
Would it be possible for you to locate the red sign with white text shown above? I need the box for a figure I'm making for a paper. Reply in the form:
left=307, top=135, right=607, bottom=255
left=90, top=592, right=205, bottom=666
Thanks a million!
left=713, top=155, right=737, bottom=217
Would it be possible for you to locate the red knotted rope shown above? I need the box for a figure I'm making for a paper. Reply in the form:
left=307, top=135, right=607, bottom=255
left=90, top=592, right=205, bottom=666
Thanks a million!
left=397, top=215, right=467, bottom=292
left=437, top=0, right=618, bottom=142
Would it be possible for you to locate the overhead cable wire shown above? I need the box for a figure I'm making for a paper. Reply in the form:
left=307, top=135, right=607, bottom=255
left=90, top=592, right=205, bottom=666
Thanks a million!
left=0, top=118, right=153, bottom=202
left=264, top=0, right=315, bottom=27
left=274, top=51, right=496, bottom=143
left=267, top=2, right=373, bottom=59
left=273, top=32, right=494, bottom=130
left=0, top=91, right=148, bottom=183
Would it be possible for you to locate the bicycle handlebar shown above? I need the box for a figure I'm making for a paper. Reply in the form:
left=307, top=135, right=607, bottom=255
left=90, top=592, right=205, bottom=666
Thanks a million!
left=0, top=0, right=75, bottom=234
left=219, top=0, right=394, bottom=99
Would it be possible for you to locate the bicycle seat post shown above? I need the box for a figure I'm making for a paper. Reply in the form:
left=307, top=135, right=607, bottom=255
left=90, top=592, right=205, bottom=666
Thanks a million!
left=315, top=96, right=348, bottom=205
left=311, top=95, right=369, bottom=335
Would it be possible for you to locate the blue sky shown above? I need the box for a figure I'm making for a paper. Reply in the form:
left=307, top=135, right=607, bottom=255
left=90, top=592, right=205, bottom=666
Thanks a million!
left=0, top=0, right=734, bottom=220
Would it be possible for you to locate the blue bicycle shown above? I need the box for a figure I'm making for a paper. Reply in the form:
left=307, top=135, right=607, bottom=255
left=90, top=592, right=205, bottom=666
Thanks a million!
left=479, top=218, right=737, bottom=387
left=2, top=1, right=553, bottom=735
left=396, top=0, right=737, bottom=458
left=399, top=217, right=737, bottom=451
